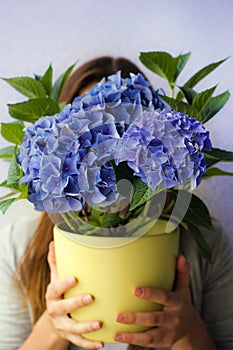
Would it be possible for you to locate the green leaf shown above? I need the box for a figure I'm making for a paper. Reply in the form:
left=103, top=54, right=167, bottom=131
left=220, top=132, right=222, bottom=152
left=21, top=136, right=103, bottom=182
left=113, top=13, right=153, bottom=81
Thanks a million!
left=182, top=57, right=228, bottom=89
left=187, top=223, right=213, bottom=263
left=59, top=101, right=66, bottom=110
left=3, top=151, right=27, bottom=197
left=204, top=148, right=233, bottom=166
left=192, top=85, right=217, bottom=113
left=0, top=180, right=8, bottom=188
left=183, top=193, right=214, bottom=231
left=8, top=98, right=60, bottom=122
left=0, top=198, right=16, bottom=214
left=40, top=64, right=53, bottom=96
left=0, top=181, right=22, bottom=192
left=130, top=178, right=151, bottom=211
left=202, top=90, right=230, bottom=123
left=112, top=161, right=135, bottom=184
left=139, top=51, right=179, bottom=86
left=205, top=158, right=219, bottom=168
left=51, top=62, right=76, bottom=101
left=159, top=95, right=200, bottom=119
left=174, top=52, right=191, bottom=81
left=7, top=151, right=21, bottom=188
left=202, top=167, right=233, bottom=179
left=176, top=57, right=228, bottom=100
left=0, top=122, right=24, bottom=144
left=112, top=162, right=149, bottom=211
left=90, top=207, right=102, bottom=224
left=170, top=190, right=214, bottom=231
left=34, top=74, right=42, bottom=81
left=0, top=146, right=14, bottom=159
left=102, top=212, right=122, bottom=228
left=178, top=86, right=197, bottom=104
left=17, top=183, right=28, bottom=199
left=2, top=77, right=47, bottom=99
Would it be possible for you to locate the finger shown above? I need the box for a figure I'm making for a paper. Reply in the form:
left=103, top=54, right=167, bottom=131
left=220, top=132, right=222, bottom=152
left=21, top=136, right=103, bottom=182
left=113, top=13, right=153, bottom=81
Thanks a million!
left=116, top=311, right=165, bottom=327
left=47, top=241, right=58, bottom=281
left=62, top=331, right=104, bottom=349
left=55, top=316, right=103, bottom=335
left=134, top=286, right=175, bottom=307
left=114, top=327, right=172, bottom=348
left=47, top=293, right=94, bottom=316
left=114, top=329, right=155, bottom=347
left=174, top=255, right=190, bottom=291
left=46, top=275, right=77, bottom=301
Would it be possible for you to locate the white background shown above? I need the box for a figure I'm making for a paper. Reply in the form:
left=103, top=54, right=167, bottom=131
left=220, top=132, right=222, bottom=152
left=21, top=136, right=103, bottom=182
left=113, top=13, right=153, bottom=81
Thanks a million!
left=0, top=0, right=232, bottom=239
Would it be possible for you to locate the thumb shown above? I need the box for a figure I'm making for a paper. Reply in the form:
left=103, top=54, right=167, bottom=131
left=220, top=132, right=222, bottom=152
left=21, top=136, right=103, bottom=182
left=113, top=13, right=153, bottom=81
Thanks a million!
left=174, top=255, right=190, bottom=292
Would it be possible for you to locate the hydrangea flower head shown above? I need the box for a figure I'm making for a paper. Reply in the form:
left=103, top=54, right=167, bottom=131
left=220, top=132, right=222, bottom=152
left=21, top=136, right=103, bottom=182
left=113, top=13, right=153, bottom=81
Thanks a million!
left=17, top=71, right=211, bottom=213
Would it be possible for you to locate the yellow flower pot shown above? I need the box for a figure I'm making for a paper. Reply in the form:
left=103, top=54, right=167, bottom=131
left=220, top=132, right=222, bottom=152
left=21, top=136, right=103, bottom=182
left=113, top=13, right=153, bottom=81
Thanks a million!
left=53, top=220, right=179, bottom=343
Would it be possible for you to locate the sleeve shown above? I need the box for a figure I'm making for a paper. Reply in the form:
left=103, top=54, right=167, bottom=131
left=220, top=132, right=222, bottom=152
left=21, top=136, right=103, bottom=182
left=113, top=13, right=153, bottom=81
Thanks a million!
left=201, top=228, right=233, bottom=350
left=0, top=222, right=34, bottom=350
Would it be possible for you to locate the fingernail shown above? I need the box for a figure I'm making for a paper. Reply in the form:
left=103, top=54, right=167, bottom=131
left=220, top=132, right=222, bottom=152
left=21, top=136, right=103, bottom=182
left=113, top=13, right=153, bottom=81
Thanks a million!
left=114, top=333, right=123, bottom=342
left=93, top=321, right=102, bottom=329
left=82, top=294, right=92, bottom=304
left=116, top=313, right=126, bottom=323
left=134, top=287, right=144, bottom=297
left=67, top=276, right=75, bottom=284
left=95, top=342, right=104, bottom=348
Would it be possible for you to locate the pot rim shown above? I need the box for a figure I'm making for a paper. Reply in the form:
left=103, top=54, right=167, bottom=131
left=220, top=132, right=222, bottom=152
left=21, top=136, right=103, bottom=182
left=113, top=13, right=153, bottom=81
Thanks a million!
left=54, top=219, right=180, bottom=249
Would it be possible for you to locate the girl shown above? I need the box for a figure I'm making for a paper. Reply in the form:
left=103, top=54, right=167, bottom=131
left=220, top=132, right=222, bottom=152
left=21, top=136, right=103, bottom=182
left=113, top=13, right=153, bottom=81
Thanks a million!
left=1, top=56, right=233, bottom=350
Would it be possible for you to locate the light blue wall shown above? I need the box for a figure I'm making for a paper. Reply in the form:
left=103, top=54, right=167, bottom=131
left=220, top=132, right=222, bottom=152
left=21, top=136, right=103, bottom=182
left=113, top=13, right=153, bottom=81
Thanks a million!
left=0, top=0, right=232, bottom=238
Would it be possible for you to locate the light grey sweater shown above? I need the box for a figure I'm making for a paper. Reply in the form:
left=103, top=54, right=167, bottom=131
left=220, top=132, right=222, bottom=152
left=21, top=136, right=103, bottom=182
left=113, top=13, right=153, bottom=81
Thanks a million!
left=0, top=218, right=233, bottom=350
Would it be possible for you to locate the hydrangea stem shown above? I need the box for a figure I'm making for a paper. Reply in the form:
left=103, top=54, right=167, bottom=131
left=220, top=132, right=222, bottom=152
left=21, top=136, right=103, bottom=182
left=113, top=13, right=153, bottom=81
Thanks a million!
left=60, top=213, right=77, bottom=232
left=170, top=85, right=175, bottom=98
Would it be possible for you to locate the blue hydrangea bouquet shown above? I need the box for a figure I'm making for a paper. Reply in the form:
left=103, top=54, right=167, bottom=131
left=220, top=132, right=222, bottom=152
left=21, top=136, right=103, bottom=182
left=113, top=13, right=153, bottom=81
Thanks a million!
left=1, top=51, right=233, bottom=262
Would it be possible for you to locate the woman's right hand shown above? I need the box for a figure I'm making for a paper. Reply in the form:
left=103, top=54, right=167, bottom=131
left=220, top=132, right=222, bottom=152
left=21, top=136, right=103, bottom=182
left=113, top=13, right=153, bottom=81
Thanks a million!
left=46, top=241, right=103, bottom=349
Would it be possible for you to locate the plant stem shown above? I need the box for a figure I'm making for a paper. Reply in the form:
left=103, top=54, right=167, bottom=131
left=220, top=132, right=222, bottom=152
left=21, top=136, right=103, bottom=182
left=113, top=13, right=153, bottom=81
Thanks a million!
left=170, top=85, right=175, bottom=98
left=60, top=213, right=77, bottom=232
left=0, top=191, right=16, bottom=201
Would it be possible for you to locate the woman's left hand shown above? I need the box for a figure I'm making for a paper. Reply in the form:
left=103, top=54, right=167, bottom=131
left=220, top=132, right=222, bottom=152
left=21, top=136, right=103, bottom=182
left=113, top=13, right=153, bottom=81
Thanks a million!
left=114, top=255, right=215, bottom=349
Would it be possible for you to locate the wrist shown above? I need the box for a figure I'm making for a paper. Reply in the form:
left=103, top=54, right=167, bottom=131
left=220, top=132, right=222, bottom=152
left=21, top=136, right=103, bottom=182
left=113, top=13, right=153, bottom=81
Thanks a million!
left=35, top=311, right=69, bottom=349
left=19, top=311, right=69, bottom=350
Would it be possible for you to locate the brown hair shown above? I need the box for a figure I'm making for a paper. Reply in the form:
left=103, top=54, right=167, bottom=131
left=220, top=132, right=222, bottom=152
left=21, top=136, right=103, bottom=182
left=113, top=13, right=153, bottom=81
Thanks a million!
left=59, top=56, right=148, bottom=102
left=17, top=212, right=54, bottom=322
left=17, top=56, right=149, bottom=325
